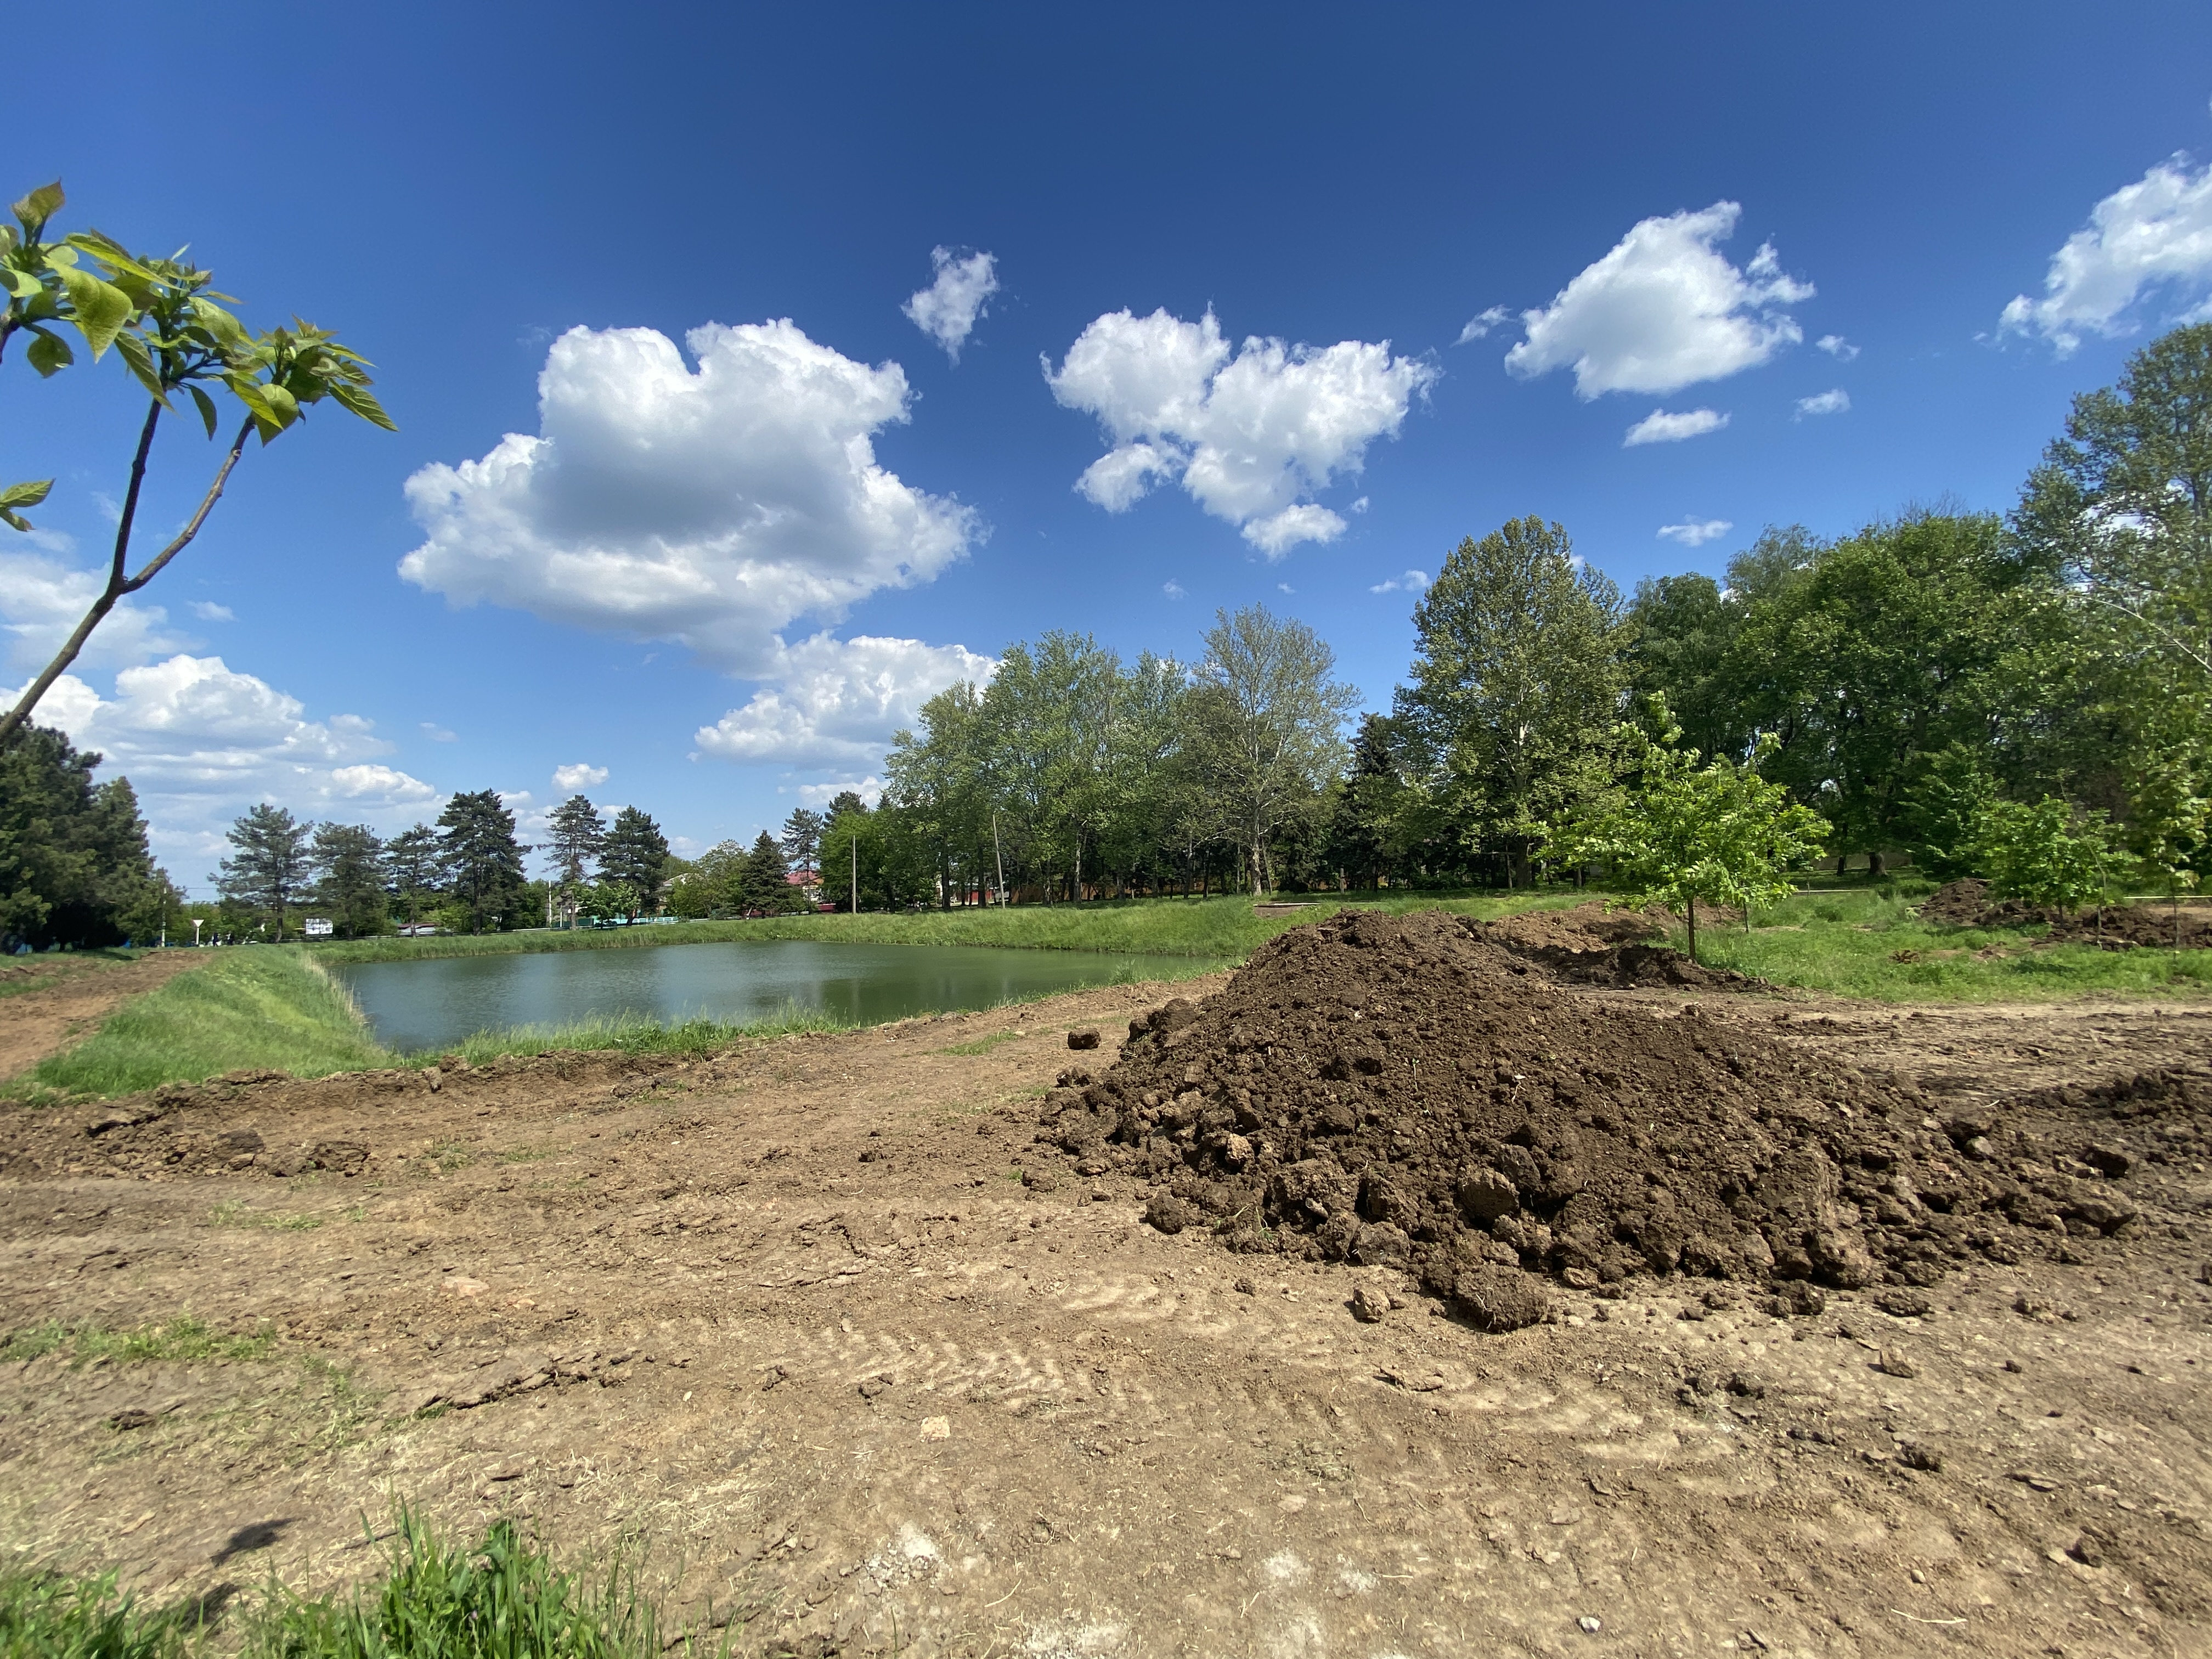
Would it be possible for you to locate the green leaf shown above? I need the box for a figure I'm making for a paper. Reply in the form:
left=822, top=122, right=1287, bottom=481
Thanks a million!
left=328, top=380, right=398, bottom=431
left=188, top=297, right=248, bottom=350
left=112, top=330, right=172, bottom=405
left=188, top=384, right=220, bottom=439
left=24, top=328, right=72, bottom=376
left=55, top=266, right=134, bottom=359
left=0, top=478, right=53, bottom=509
left=63, top=230, right=161, bottom=284
left=0, top=265, right=44, bottom=300
left=10, top=181, right=64, bottom=234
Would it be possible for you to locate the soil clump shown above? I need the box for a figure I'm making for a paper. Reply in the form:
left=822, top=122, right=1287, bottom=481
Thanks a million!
left=1039, top=910, right=2141, bottom=1326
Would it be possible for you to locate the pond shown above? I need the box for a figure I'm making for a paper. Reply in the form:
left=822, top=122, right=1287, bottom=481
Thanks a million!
left=330, top=939, right=1214, bottom=1054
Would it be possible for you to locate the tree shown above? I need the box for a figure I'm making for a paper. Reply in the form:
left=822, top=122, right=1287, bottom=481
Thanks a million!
left=827, top=791, right=868, bottom=821
left=1898, top=743, right=1999, bottom=882
left=0, top=182, right=394, bottom=745
left=1546, top=703, right=1830, bottom=963
left=215, top=804, right=312, bottom=940
left=2015, top=322, right=2212, bottom=684
left=544, top=794, right=606, bottom=926
left=2128, top=755, right=2208, bottom=947
left=780, top=808, right=826, bottom=877
left=386, top=824, right=441, bottom=925
left=819, top=802, right=930, bottom=911
left=0, top=724, right=174, bottom=949
left=1976, top=796, right=2118, bottom=920
left=740, top=831, right=800, bottom=913
left=309, top=823, right=387, bottom=939
left=1396, top=518, right=1627, bottom=885
left=1189, top=606, right=1356, bottom=895
left=437, top=791, right=529, bottom=934
left=600, top=806, right=671, bottom=917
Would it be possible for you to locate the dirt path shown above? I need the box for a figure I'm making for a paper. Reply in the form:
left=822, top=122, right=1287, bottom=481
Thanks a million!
left=0, top=951, right=205, bottom=1081
left=1, top=976, right=2208, bottom=1657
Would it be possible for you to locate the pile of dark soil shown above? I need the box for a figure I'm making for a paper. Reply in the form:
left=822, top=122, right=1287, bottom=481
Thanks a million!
left=1037, top=911, right=2142, bottom=1329
left=1920, top=877, right=2212, bottom=949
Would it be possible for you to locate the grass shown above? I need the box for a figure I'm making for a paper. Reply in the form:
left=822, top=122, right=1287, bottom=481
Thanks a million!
left=1, top=1316, right=278, bottom=1366
left=0, top=1510, right=709, bottom=1659
left=438, top=1006, right=855, bottom=1066
left=13, top=949, right=391, bottom=1100
left=1690, top=884, right=2212, bottom=1002
left=0, top=947, right=146, bottom=1001
left=208, top=1199, right=327, bottom=1232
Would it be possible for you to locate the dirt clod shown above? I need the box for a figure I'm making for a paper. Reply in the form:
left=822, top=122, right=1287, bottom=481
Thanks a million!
left=1067, top=1029, right=1101, bottom=1051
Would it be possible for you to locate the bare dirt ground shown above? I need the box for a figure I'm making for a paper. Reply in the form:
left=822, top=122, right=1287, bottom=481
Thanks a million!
left=2, top=972, right=2209, bottom=1658
left=0, top=951, right=203, bottom=1080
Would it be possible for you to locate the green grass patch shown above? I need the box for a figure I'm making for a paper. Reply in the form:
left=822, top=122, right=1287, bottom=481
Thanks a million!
left=2, top=1510, right=733, bottom=1659
left=14, top=949, right=391, bottom=1100
left=936, top=1029, right=1030, bottom=1056
left=0, top=947, right=146, bottom=1001
left=1681, top=884, right=2212, bottom=1001
left=1, top=1316, right=277, bottom=1366
left=208, top=1199, right=325, bottom=1232
left=441, top=1005, right=855, bottom=1065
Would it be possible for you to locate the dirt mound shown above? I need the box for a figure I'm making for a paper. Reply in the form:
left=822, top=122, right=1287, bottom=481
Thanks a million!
left=1037, top=911, right=2137, bottom=1326
left=1482, top=901, right=1664, bottom=952
left=1918, top=879, right=2212, bottom=948
left=1471, top=902, right=1759, bottom=990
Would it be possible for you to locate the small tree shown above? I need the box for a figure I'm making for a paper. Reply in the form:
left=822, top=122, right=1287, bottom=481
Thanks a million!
left=1547, top=704, right=1830, bottom=963
left=2129, top=758, right=2207, bottom=948
left=385, top=823, right=441, bottom=925
left=308, top=822, right=387, bottom=939
left=214, top=804, right=312, bottom=940
left=1976, top=796, right=2118, bottom=922
left=1, top=182, right=394, bottom=744
left=740, top=831, right=798, bottom=913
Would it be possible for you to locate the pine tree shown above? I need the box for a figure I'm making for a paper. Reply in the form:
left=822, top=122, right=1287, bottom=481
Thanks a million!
left=386, top=825, right=441, bottom=925
left=600, top=806, right=670, bottom=917
left=779, top=808, right=825, bottom=877
left=741, top=831, right=795, bottom=912
left=436, top=791, right=529, bottom=934
left=0, top=723, right=172, bottom=949
left=215, top=803, right=312, bottom=939
left=308, top=823, right=387, bottom=938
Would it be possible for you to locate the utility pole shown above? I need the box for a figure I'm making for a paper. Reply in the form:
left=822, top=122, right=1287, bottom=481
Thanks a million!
left=992, top=810, right=1006, bottom=907
left=851, top=831, right=859, bottom=916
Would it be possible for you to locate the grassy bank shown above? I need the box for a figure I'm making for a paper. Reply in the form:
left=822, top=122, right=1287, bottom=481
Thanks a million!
left=310, top=889, right=1604, bottom=967
left=14, top=948, right=392, bottom=1099
left=1699, top=886, right=2212, bottom=1001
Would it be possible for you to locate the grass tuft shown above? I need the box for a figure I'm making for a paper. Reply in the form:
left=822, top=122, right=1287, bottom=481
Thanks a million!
left=0, top=1566, right=211, bottom=1659
left=2, top=1316, right=278, bottom=1366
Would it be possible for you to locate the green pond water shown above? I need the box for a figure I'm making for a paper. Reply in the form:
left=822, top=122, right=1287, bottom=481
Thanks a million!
left=331, top=939, right=1214, bottom=1053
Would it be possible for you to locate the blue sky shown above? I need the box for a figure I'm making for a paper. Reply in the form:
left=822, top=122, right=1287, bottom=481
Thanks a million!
left=8, top=1, right=2212, bottom=889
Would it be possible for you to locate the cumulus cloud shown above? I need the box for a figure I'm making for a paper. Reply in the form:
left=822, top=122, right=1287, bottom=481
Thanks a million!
left=400, top=319, right=983, bottom=679
left=694, top=634, right=997, bottom=767
left=4, top=654, right=436, bottom=860
left=902, top=247, right=999, bottom=360
left=0, top=549, right=194, bottom=675
left=1506, top=202, right=1812, bottom=397
left=421, top=722, right=458, bottom=742
left=552, top=762, right=608, bottom=791
left=188, top=601, right=235, bottom=622
left=1624, top=408, right=1729, bottom=447
left=797, top=776, right=883, bottom=809
left=2001, top=155, right=2212, bottom=353
left=1657, top=517, right=1734, bottom=547
left=1815, top=334, right=1859, bottom=360
left=1795, top=388, right=1850, bottom=418
left=1369, top=569, right=1430, bottom=594
left=1455, top=306, right=1511, bottom=344
left=1046, top=308, right=1435, bottom=558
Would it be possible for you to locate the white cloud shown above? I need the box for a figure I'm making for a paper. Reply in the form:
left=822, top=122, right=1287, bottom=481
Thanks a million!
left=1795, top=388, right=1850, bottom=418
left=1276, top=582, right=1294, bottom=594
left=3, top=654, right=436, bottom=862
left=1815, top=334, right=1859, bottom=360
left=1369, top=569, right=1430, bottom=594
left=901, top=247, right=999, bottom=361
left=1046, top=308, right=1435, bottom=558
left=399, top=319, right=983, bottom=679
left=1455, top=305, right=1510, bottom=344
left=694, top=634, right=996, bottom=767
left=798, top=776, right=883, bottom=809
left=187, top=601, right=235, bottom=622
left=1657, top=517, right=1734, bottom=547
left=1162, top=579, right=1186, bottom=600
left=2001, top=155, right=2212, bottom=352
left=1623, top=408, right=1729, bottom=447
left=421, top=722, right=458, bottom=742
left=1506, top=202, right=1812, bottom=397
left=552, top=761, right=609, bottom=791
left=0, top=550, right=194, bottom=675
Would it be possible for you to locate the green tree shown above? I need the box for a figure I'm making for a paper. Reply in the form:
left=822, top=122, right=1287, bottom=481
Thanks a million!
left=437, top=791, right=529, bottom=934
left=600, top=806, right=670, bottom=917
left=1975, top=796, right=2118, bottom=919
left=543, top=794, right=605, bottom=924
left=1898, top=743, right=1999, bottom=882
left=2127, top=755, right=2207, bottom=947
left=780, top=808, right=826, bottom=877
left=1624, top=572, right=1748, bottom=761
left=1547, top=702, right=1830, bottom=963
left=1190, top=605, right=1356, bottom=895
left=385, top=824, right=441, bottom=925
left=1396, top=518, right=1627, bottom=885
left=740, top=831, right=799, bottom=913
left=0, top=182, right=394, bottom=745
left=214, top=804, right=312, bottom=940
left=308, top=822, right=387, bottom=939
left=0, top=724, right=173, bottom=949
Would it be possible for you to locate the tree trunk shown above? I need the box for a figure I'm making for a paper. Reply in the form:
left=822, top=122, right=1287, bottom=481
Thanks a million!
left=1686, top=894, right=1699, bottom=964
left=1869, top=849, right=1887, bottom=881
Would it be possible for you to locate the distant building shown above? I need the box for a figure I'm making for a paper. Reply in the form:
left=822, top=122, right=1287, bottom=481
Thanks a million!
left=787, top=867, right=823, bottom=905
